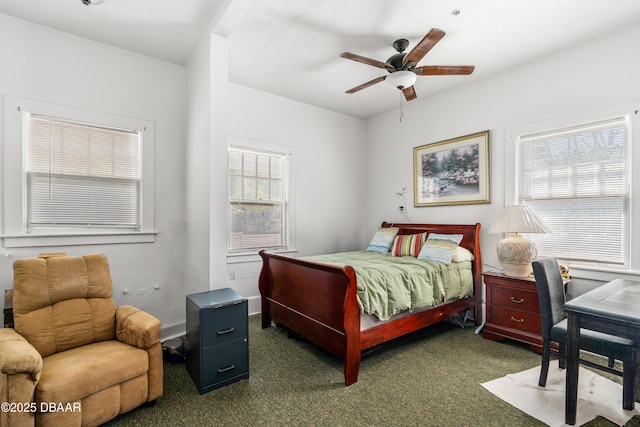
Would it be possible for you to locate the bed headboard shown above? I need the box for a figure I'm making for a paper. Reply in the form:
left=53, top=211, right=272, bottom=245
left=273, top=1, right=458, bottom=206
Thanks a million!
left=381, top=222, right=483, bottom=301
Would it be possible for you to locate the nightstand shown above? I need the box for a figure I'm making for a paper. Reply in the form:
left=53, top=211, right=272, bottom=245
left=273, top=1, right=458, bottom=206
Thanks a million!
left=186, top=288, right=249, bottom=394
left=482, top=271, right=543, bottom=354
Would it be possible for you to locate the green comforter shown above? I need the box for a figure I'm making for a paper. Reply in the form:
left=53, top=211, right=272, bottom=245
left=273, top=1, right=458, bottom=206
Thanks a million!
left=304, top=251, right=473, bottom=321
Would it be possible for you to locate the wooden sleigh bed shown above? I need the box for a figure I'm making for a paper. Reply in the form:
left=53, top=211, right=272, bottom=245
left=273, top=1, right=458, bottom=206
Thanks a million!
left=258, top=222, right=482, bottom=386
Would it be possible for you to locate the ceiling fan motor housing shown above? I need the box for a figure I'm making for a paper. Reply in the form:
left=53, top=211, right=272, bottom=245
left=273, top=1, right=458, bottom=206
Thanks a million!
left=388, top=39, right=410, bottom=71
left=387, top=53, right=408, bottom=71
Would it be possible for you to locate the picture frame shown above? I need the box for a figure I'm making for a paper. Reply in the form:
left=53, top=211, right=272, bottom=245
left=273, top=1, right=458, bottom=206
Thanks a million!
left=413, top=130, right=490, bottom=207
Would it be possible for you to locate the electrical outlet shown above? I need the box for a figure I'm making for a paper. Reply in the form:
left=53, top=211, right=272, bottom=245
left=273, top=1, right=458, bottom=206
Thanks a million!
left=229, top=271, right=236, bottom=280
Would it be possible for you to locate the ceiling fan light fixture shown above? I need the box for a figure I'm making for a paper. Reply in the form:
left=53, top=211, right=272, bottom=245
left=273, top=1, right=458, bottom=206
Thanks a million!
left=385, top=70, right=417, bottom=90
left=81, top=0, right=106, bottom=5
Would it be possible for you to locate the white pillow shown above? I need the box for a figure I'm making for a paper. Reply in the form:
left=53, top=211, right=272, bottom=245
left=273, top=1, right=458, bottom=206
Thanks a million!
left=452, top=246, right=474, bottom=263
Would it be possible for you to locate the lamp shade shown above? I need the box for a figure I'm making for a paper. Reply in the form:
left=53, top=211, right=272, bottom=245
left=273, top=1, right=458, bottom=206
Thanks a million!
left=489, top=204, right=551, bottom=277
left=487, top=204, right=552, bottom=234
left=385, top=71, right=417, bottom=90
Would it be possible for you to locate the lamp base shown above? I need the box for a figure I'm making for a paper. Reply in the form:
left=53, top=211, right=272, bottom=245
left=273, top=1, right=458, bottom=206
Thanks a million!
left=497, top=233, right=537, bottom=278
left=500, top=263, right=533, bottom=278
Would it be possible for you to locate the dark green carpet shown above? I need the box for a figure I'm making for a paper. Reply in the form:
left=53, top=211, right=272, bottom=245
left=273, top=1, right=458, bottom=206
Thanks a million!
left=104, top=315, right=640, bottom=426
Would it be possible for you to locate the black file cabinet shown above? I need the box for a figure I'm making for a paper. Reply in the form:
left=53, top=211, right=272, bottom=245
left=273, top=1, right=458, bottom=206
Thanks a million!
left=186, top=288, right=249, bottom=394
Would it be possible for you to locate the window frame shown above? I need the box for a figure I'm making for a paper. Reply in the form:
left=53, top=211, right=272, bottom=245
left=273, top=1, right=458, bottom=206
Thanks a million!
left=26, top=114, right=142, bottom=233
left=517, top=116, right=630, bottom=267
left=226, top=135, right=295, bottom=260
left=505, top=101, right=639, bottom=273
left=1, top=96, right=156, bottom=247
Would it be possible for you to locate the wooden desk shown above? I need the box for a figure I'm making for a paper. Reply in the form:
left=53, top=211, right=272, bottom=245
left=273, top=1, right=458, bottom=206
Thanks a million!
left=564, top=279, right=640, bottom=425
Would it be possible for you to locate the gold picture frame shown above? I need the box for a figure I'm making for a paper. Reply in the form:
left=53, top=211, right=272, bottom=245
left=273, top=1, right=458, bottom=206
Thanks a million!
left=413, top=130, right=490, bottom=207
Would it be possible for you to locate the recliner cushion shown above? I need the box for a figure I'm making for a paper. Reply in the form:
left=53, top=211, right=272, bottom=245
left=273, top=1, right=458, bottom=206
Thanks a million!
left=13, top=254, right=116, bottom=357
left=36, top=340, right=148, bottom=404
left=551, top=318, right=636, bottom=360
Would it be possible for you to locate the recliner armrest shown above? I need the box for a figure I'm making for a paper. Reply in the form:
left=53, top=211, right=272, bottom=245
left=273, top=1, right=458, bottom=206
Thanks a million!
left=0, top=328, right=42, bottom=382
left=116, top=305, right=161, bottom=349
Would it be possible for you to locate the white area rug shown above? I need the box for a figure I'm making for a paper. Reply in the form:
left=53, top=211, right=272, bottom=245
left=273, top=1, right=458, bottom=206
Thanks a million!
left=481, top=360, right=640, bottom=426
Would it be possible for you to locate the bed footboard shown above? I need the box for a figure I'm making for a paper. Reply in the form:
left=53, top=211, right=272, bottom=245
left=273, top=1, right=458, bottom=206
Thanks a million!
left=258, top=250, right=362, bottom=385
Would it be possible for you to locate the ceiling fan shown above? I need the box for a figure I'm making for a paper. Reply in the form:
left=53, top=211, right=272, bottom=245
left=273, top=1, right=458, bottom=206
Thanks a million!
left=340, top=28, right=475, bottom=101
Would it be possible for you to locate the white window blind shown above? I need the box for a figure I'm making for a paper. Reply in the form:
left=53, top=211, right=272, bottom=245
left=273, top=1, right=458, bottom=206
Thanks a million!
left=26, top=115, right=141, bottom=231
left=228, top=147, right=287, bottom=253
left=518, top=116, right=629, bottom=265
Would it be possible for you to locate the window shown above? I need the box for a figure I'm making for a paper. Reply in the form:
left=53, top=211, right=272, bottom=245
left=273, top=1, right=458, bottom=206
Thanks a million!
left=2, top=96, right=155, bottom=247
left=517, top=116, right=630, bottom=266
left=26, top=115, right=140, bottom=232
left=227, top=146, right=288, bottom=253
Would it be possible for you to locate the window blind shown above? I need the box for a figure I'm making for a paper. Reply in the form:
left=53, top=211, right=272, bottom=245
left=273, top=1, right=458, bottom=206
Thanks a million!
left=518, top=117, right=629, bottom=265
left=26, top=115, right=141, bottom=230
left=228, top=147, right=286, bottom=252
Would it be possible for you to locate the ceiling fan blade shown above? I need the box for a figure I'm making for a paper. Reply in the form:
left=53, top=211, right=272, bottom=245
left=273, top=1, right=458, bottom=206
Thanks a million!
left=415, top=65, right=475, bottom=75
left=345, top=76, right=386, bottom=94
left=340, top=52, right=392, bottom=70
left=402, top=28, right=446, bottom=67
left=402, top=86, right=417, bottom=101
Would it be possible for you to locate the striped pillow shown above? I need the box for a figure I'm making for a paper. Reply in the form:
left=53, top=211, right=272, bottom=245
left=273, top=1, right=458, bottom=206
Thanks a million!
left=366, top=227, right=399, bottom=254
left=418, top=233, right=464, bottom=265
left=390, top=233, right=428, bottom=257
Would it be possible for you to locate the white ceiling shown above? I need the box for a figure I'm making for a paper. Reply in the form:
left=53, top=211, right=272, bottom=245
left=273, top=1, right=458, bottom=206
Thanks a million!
left=2, top=0, right=640, bottom=119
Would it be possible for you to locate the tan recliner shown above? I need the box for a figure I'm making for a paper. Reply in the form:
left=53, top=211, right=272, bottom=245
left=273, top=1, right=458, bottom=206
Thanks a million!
left=0, top=254, right=163, bottom=427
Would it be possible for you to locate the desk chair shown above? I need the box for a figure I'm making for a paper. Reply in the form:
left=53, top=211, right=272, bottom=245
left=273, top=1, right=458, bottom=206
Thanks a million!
left=533, top=258, right=638, bottom=409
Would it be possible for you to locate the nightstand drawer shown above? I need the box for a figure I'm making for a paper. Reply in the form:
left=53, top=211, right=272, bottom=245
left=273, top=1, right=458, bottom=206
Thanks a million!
left=491, top=306, right=541, bottom=335
left=491, top=286, right=539, bottom=312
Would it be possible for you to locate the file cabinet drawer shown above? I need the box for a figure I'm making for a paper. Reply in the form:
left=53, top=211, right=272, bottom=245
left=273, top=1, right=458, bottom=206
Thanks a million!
left=202, top=338, right=249, bottom=386
left=201, top=302, right=247, bottom=347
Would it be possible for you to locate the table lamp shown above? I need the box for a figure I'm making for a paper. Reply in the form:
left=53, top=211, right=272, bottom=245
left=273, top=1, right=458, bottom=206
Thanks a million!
left=488, top=204, right=551, bottom=277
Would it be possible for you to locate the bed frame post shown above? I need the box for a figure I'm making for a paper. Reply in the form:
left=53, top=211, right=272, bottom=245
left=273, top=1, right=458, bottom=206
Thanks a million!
left=258, top=250, right=272, bottom=329
left=343, top=265, right=360, bottom=386
left=471, top=223, right=482, bottom=325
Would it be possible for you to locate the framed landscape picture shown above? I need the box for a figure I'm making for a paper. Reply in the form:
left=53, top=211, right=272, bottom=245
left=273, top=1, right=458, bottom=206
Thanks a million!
left=413, top=130, right=490, bottom=207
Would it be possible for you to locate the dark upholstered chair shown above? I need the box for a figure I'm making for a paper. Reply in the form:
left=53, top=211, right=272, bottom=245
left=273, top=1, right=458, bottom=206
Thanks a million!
left=532, top=258, right=639, bottom=410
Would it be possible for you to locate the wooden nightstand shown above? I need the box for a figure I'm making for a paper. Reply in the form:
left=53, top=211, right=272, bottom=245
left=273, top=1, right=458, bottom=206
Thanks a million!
left=482, top=271, right=543, bottom=354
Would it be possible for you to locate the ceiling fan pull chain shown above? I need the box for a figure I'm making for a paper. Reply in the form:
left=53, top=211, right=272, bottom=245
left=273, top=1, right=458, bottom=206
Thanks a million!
left=399, top=89, right=404, bottom=122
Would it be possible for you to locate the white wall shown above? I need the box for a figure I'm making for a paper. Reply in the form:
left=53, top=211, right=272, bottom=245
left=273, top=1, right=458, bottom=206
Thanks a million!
left=184, top=33, right=234, bottom=302
left=364, top=23, right=640, bottom=292
left=224, top=83, right=366, bottom=313
left=0, top=14, right=187, bottom=337
left=184, top=34, right=213, bottom=299
left=184, top=34, right=365, bottom=315
left=0, top=13, right=366, bottom=339
left=228, top=83, right=366, bottom=253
